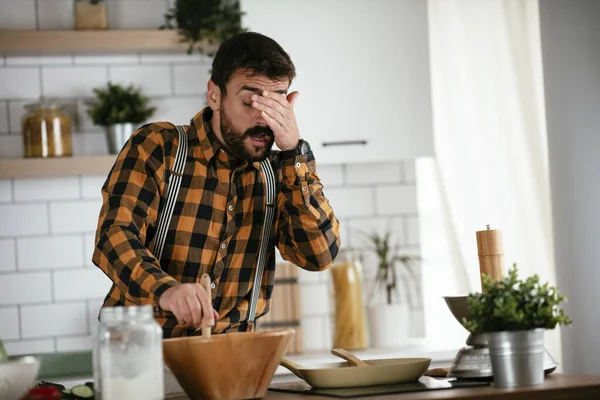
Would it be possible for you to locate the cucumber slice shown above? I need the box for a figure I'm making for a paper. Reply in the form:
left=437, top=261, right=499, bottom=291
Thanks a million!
left=0, top=338, right=8, bottom=362
left=71, top=384, right=94, bottom=399
left=61, top=388, right=74, bottom=400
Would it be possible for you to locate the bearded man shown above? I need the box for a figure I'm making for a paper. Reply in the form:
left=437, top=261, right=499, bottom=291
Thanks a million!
left=92, top=31, right=340, bottom=337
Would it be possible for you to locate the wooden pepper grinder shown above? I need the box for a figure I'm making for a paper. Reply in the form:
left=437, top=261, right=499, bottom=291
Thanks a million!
left=475, top=225, right=504, bottom=291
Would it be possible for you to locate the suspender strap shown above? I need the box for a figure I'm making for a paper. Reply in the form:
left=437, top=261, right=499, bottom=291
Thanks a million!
left=246, top=159, right=277, bottom=331
left=151, top=126, right=275, bottom=332
left=151, top=125, right=188, bottom=260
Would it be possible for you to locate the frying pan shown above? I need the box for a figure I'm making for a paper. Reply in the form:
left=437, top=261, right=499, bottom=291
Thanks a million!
left=279, top=356, right=431, bottom=389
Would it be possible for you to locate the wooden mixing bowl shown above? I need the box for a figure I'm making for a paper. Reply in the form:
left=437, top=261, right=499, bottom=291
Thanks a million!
left=163, top=328, right=295, bottom=400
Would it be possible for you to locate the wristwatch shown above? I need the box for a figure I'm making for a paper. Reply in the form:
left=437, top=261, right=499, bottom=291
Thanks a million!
left=279, top=139, right=311, bottom=160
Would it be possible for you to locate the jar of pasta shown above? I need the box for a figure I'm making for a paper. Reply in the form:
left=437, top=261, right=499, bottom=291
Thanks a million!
left=330, top=248, right=368, bottom=350
left=21, top=98, right=73, bottom=158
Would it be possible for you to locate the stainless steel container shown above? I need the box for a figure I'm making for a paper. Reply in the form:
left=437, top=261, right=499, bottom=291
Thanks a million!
left=486, top=328, right=545, bottom=388
left=105, top=123, right=135, bottom=154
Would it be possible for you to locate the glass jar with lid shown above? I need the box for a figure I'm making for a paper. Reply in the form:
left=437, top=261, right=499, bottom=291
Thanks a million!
left=21, top=97, right=73, bottom=158
left=330, top=248, right=368, bottom=350
left=93, top=305, right=164, bottom=400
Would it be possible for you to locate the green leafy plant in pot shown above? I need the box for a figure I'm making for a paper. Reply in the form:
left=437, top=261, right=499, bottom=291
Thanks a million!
left=85, top=82, right=156, bottom=154
left=363, top=230, right=421, bottom=348
left=463, top=264, right=572, bottom=388
left=160, top=0, right=246, bottom=56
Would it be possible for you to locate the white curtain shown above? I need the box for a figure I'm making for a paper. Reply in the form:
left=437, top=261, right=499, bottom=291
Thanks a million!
left=420, top=0, right=561, bottom=367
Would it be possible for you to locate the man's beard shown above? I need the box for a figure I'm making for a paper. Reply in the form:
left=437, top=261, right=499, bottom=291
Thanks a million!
left=219, top=105, right=275, bottom=162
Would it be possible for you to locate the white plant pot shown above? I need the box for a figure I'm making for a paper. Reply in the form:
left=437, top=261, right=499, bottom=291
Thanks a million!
left=367, top=303, right=410, bottom=348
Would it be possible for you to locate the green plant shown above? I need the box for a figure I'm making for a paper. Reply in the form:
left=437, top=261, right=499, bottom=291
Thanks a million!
left=160, top=0, right=246, bottom=55
left=463, top=264, right=572, bottom=334
left=364, top=230, right=421, bottom=307
left=85, top=82, right=156, bottom=127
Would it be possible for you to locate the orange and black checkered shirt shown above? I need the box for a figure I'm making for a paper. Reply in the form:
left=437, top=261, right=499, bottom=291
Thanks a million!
left=92, top=107, right=340, bottom=337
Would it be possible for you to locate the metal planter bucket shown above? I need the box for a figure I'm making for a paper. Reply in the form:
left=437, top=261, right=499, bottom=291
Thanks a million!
left=487, top=328, right=545, bottom=388
left=105, top=123, right=135, bottom=154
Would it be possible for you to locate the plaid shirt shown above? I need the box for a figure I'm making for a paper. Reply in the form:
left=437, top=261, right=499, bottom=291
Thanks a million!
left=92, top=107, right=340, bottom=337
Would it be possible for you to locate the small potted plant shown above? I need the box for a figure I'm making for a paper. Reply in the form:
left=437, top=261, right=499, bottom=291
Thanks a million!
left=85, top=82, right=156, bottom=154
left=74, top=0, right=107, bottom=30
left=160, top=0, right=246, bottom=55
left=463, top=264, right=572, bottom=388
left=364, top=230, right=421, bottom=347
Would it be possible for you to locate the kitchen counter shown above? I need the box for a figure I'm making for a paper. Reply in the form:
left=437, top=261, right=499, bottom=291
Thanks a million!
left=165, top=373, right=600, bottom=400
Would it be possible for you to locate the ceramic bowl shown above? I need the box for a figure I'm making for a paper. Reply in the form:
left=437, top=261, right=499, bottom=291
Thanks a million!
left=0, top=356, right=41, bottom=400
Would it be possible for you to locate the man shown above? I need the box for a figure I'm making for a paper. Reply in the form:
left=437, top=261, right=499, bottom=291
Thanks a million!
left=92, top=31, right=340, bottom=337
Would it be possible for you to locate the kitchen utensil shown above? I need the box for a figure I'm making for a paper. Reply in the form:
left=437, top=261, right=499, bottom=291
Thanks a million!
left=279, top=356, right=431, bottom=389
left=200, top=273, right=212, bottom=338
left=476, top=225, right=504, bottom=291
left=443, top=295, right=558, bottom=379
left=163, top=328, right=294, bottom=400
left=330, top=348, right=369, bottom=367
left=0, top=356, right=41, bottom=400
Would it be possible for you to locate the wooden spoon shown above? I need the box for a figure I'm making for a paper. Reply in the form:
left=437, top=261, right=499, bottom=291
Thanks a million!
left=200, top=273, right=212, bottom=338
left=331, top=348, right=369, bottom=367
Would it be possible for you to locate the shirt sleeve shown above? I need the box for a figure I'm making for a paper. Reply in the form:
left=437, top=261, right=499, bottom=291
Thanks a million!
left=92, top=125, right=180, bottom=306
left=275, top=151, right=341, bottom=271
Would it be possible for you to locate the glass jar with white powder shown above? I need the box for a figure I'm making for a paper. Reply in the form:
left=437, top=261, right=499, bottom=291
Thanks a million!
left=93, top=305, right=164, bottom=400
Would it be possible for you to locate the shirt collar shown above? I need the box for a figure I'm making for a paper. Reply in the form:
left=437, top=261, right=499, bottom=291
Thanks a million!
left=191, top=107, right=262, bottom=171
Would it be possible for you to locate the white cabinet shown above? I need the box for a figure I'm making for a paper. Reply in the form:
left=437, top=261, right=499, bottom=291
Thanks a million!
left=241, top=0, right=434, bottom=164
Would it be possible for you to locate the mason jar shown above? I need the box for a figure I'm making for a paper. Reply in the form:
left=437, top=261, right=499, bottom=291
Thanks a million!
left=93, top=305, right=164, bottom=400
left=21, top=98, right=73, bottom=158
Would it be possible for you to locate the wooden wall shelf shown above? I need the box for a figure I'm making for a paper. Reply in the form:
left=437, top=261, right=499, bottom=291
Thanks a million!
left=0, top=29, right=209, bottom=54
left=0, top=156, right=116, bottom=179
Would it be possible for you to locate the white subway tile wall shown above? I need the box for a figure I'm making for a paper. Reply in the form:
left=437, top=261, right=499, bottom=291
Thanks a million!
left=0, top=101, right=8, bottom=133
left=13, top=177, right=80, bottom=202
left=0, top=0, right=36, bottom=30
left=17, top=236, right=84, bottom=270
left=37, top=0, right=75, bottom=30
left=0, top=239, right=16, bottom=272
left=0, top=179, right=12, bottom=203
left=0, top=1, right=423, bottom=353
left=0, top=307, right=19, bottom=340
left=21, top=302, right=88, bottom=339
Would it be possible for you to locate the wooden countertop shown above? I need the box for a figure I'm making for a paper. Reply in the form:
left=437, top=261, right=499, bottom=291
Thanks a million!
left=166, top=373, right=600, bottom=399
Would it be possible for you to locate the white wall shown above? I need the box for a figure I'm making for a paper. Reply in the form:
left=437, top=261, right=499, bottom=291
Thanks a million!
left=0, top=0, right=423, bottom=355
left=539, top=0, right=600, bottom=374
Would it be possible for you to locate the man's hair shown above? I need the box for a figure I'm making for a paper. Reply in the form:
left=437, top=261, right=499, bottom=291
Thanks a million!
left=210, top=31, right=296, bottom=96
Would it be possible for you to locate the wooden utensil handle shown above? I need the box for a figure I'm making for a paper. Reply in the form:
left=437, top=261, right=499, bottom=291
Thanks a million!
left=200, top=273, right=212, bottom=338
left=331, top=348, right=369, bottom=367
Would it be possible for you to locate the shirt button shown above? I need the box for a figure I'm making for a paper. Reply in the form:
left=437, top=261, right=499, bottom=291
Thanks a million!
left=221, top=243, right=226, bottom=249
left=210, top=283, right=216, bottom=289
left=228, top=205, right=233, bottom=211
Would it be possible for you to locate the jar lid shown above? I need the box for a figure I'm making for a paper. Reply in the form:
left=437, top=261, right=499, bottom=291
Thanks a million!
left=24, top=96, right=63, bottom=111
left=99, top=306, right=124, bottom=322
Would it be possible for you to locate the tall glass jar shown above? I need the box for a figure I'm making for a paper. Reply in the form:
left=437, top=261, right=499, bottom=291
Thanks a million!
left=21, top=98, right=73, bottom=158
left=330, top=249, right=368, bottom=350
left=93, top=306, right=164, bottom=400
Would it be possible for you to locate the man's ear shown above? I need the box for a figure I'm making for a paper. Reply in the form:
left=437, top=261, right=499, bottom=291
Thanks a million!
left=207, top=80, right=221, bottom=111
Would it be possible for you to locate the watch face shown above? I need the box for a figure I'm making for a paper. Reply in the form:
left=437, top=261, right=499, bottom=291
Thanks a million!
left=299, top=140, right=311, bottom=154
